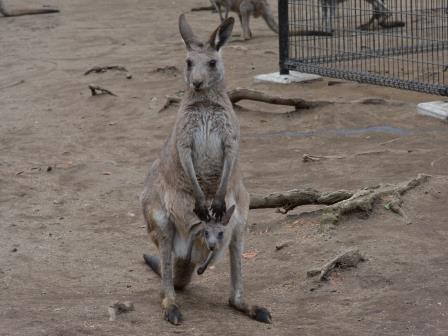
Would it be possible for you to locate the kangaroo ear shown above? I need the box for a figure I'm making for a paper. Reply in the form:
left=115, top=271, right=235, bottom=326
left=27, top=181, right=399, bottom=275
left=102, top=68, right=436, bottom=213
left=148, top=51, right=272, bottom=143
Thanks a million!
left=209, top=17, right=234, bottom=51
left=221, top=205, right=236, bottom=226
left=179, top=14, right=201, bottom=50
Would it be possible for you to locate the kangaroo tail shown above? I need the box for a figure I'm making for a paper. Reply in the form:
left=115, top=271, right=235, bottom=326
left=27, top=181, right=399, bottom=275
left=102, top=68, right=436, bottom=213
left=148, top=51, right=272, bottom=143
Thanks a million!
left=143, top=254, right=161, bottom=277
left=261, top=7, right=278, bottom=33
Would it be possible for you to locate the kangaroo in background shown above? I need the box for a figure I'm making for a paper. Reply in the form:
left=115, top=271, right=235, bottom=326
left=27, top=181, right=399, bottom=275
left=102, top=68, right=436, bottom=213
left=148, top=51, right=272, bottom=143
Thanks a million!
left=210, top=0, right=278, bottom=40
left=140, top=14, right=271, bottom=325
left=320, top=0, right=404, bottom=32
left=209, top=0, right=342, bottom=39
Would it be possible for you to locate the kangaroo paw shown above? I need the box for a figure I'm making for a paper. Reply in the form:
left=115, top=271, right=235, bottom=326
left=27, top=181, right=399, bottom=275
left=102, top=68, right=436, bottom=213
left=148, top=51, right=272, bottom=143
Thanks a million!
left=164, top=304, right=183, bottom=325
left=143, top=254, right=161, bottom=277
left=229, top=299, right=272, bottom=324
left=252, top=306, right=272, bottom=324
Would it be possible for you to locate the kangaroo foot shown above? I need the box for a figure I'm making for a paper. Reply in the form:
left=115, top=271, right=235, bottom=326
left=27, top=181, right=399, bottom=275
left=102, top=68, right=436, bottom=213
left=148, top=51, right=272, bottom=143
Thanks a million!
left=143, top=254, right=161, bottom=277
left=252, top=306, right=272, bottom=323
left=229, top=298, right=272, bottom=323
left=163, top=304, right=183, bottom=325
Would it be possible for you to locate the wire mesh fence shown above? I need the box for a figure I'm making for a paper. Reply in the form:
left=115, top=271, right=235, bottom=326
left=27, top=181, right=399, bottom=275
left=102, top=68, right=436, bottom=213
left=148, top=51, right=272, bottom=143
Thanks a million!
left=278, top=0, right=448, bottom=95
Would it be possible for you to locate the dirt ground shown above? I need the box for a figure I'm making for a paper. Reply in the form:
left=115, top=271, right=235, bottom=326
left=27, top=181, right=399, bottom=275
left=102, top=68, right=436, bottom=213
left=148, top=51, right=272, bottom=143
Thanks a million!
left=1, top=1, right=448, bottom=335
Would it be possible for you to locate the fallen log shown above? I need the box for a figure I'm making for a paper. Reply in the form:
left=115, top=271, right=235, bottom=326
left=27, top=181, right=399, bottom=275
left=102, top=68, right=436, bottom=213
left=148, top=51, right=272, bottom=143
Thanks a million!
left=250, top=174, right=430, bottom=227
left=249, top=188, right=353, bottom=212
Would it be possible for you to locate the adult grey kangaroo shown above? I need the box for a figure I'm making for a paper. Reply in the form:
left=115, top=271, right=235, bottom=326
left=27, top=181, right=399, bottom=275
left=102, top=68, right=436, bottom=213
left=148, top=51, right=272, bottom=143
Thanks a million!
left=140, top=14, right=271, bottom=325
left=211, top=0, right=278, bottom=40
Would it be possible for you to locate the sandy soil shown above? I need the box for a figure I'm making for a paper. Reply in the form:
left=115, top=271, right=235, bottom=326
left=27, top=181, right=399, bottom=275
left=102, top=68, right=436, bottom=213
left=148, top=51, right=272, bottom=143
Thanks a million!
left=1, top=1, right=448, bottom=335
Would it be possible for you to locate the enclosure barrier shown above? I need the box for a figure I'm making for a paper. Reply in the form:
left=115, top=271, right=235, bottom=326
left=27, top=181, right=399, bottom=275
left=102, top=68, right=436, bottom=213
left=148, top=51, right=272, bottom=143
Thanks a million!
left=278, top=0, right=448, bottom=95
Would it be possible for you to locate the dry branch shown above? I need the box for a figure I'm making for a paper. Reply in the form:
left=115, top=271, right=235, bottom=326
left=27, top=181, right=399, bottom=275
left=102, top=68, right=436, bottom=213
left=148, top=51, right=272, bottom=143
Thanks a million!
left=307, top=249, right=365, bottom=281
left=320, top=174, right=430, bottom=226
left=158, top=88, right=333, bottom=112
left=0, top=0, right=59, bottom=17
left=158, top=96, right=181, bottom=113
left=88, top=84, right=116, bottom=97
left=0, top=79, right=25, bottom=90
left=84, top=65, right=128, bottom=76
left=191, top=5, right=215, bottom=12
left=228, top=88, right=333, bottom=110
left=249, top=188, right=353, bottom=212
left=250, top=174, right=431, bottom=227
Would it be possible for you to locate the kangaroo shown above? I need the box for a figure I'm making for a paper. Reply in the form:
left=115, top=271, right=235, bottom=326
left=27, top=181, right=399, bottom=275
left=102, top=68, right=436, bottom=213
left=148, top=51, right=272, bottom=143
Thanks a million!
left=210, top=0, right=278, bottom=40
left=140, top=14, right=271, bottom=325
left=187, top=205, right=236, bottom=275
left=320, top=0, right=404, bottom=32
left=210, top=0, right=338, bottom=39
left=0, top=0, right=59, bottom=17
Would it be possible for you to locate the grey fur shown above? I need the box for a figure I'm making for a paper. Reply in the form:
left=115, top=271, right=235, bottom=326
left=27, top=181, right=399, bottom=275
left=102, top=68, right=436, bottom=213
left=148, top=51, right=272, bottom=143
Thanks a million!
left=210, top=0, right=278, bottom=40
left=141, top=15, right=271, bottom=325
left=320, top=0, right=391, bottom=32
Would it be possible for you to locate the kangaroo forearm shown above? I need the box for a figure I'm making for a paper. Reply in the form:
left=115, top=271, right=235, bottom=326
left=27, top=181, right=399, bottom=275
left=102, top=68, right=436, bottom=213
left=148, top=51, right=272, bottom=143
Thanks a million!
left=216, top=154, right=236, bottom=199
left=179, top=149, right=204, bottom=199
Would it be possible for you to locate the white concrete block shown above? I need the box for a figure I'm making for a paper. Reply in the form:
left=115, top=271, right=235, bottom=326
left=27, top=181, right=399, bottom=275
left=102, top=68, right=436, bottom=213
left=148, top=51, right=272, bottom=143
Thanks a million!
left=417, top=101, right=448, bottom=121
left=254, top=71, right=321, bottom=84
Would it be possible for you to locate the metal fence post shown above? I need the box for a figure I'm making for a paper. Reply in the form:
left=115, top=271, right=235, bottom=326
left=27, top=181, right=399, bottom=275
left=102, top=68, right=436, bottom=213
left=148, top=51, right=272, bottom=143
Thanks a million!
left=278, top=0, right=289, bottom=75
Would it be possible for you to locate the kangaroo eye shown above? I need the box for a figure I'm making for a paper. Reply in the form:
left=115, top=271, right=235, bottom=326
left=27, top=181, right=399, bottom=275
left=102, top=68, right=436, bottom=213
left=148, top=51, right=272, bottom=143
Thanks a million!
left=204, top=230, right=209, bottom=238
left=208, top=59, right=217, bottom=68
left=218, top=231, right=224, bottom=239
left=186, top=59, right=193, bottom=69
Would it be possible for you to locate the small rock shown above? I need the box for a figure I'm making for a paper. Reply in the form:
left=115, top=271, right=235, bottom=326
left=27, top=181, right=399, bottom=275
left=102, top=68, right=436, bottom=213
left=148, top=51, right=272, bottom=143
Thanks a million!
left=126, top=73, right=133, bottom=79
left=11, top=248, right=18, bottom=253
left=108, top=301, right=135, bottom=321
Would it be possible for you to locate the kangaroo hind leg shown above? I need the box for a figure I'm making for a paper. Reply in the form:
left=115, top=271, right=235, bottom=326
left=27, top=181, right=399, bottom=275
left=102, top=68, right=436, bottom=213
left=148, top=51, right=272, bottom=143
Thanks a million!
left=239, top=1, right=253, bottom=40
left=228, top=220, right=272, bottom=323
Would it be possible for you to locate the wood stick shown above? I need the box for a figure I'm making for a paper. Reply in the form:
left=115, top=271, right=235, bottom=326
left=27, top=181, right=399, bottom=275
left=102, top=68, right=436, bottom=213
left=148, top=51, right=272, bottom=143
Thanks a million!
left=158, top=88, right=334, bottom=112
left=84, top=65, right=128, bottom=76
left=228, top=88, right=333, bottom=110
left=191, top=5, right=215, bottom=12
left=88, top=84, right=116, bottom=97
left=0, top=0, right=59, bottom=17
left=307, top=249, right=365, bottom=281
left=249, top=188, right=353, bottom=212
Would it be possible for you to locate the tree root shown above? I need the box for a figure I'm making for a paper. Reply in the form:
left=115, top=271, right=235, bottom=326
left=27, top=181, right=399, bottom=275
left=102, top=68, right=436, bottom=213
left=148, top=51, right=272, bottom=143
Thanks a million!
left=0, top=0, right=59, bottom=17
left=250, top=174, right=431, bottom=228
left=307, top=249, right=365, bottom=281
left=88, top=84, right=116, bottom=97
left=84, top=65, right=128, bottom=76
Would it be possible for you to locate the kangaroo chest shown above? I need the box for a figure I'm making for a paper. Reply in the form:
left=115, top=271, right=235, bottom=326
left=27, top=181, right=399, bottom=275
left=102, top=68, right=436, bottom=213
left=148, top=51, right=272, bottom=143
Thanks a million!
left=186, top=104, right=230, bottom=196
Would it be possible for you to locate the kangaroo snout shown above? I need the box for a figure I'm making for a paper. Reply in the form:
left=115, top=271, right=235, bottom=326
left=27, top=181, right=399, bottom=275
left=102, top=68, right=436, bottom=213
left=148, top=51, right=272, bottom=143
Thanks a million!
left=192, top=80, right=203, bottom=91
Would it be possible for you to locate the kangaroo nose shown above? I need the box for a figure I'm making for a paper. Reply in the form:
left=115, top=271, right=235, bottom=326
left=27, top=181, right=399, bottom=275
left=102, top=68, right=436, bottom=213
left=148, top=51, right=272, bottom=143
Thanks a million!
left=193, top=81, right=203, bottom=90
left=208, top=242, right=216, bottom=251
